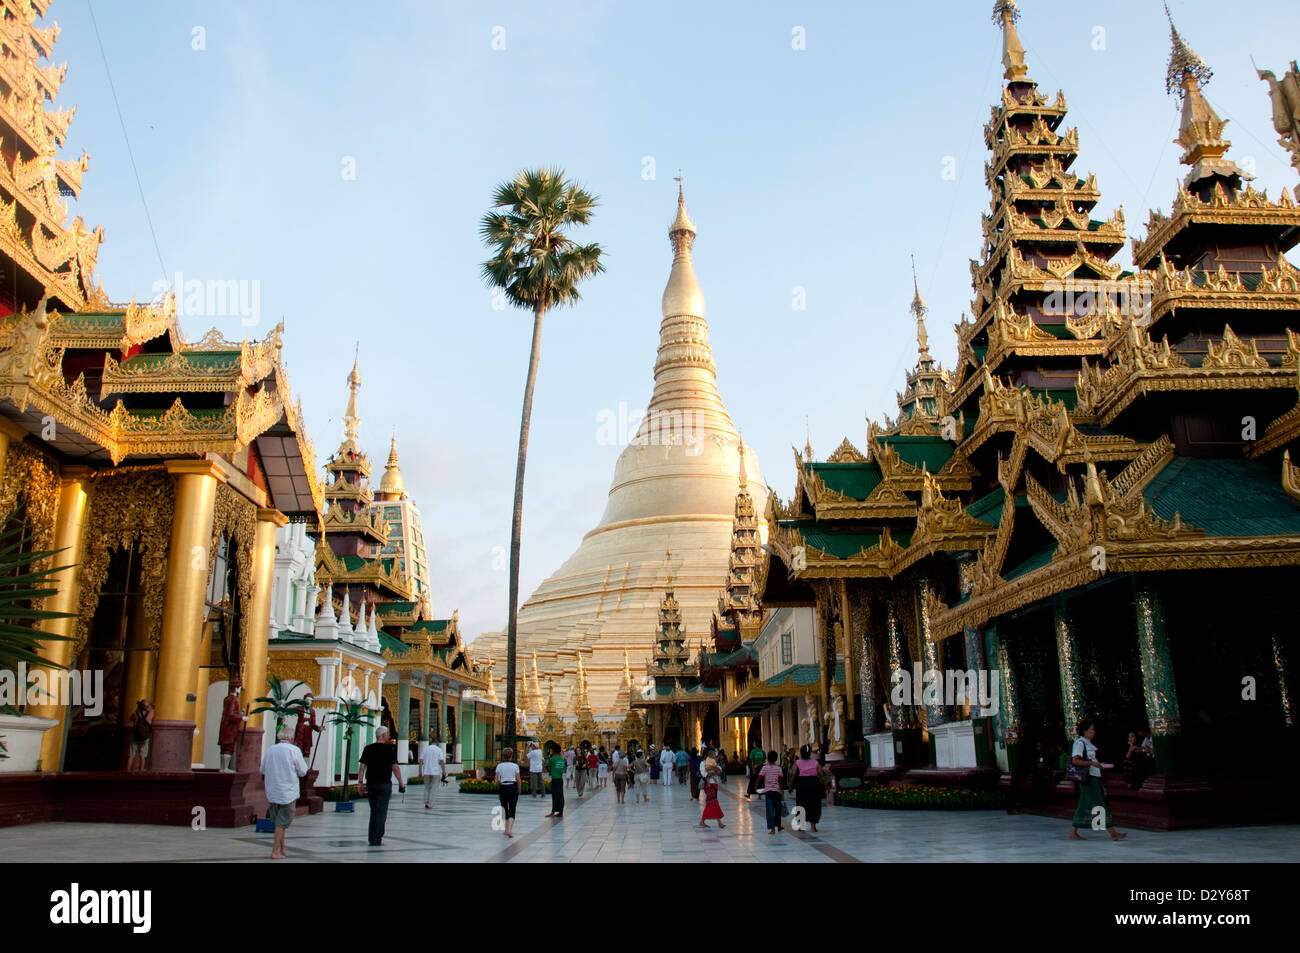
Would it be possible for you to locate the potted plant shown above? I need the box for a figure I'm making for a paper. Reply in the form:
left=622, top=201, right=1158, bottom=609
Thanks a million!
left=323, top=700, right=372, bottom=812
left=249, top=674, right=310, bottom=735
left=0, top=523, right=74, bottom=773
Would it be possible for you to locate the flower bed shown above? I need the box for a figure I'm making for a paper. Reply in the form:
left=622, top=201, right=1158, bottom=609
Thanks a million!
left=459, top=777, right=555, bottom=794
left=834, top=782, right=1004, bottom=811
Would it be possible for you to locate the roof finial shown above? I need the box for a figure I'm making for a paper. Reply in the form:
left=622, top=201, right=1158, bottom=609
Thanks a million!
left=992, top=1, right=1028, bottom=82
left=341, top=345, right=362, bottom=454
left=1162, top=4, right=1245, bottom=186
left=910, top=255, right=931, bottom=357
left=1164, top=3, right=1212, bottom=99
left=737, top=438, right=748, bottom=489
left=804, top=416, right=814, bottom=461
left=668, top=171, right=696, bottom=254
left=664, top=547, right=674, bottom=589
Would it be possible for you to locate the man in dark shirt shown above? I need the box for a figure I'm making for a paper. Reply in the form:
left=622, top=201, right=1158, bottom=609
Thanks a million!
left=357, top=726, right=405, bottom=846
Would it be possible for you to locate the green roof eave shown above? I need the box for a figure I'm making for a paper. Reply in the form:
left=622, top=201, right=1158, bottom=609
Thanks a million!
left=1143, top=456, right=1300, bottom=537
left=808, top=462, right=882, bottom=499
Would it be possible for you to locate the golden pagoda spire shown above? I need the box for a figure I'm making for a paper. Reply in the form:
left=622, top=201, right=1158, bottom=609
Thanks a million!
left=664, top=546, right=674, bottom=590
left=623, top=647, right=633, bottom=687
left=910, top=255, right=930, bottom=358
left=804, top=417, right=814, bottom=462
left=1163, top=3, right=1246, bottom=186
left=545, top=674, right=557, bottom=715
left=992, top=1, right=1028, bottom=82
left=340, top=343, right=362, bottom=454
left=530, top=650, right=543, bottom=701
left=378, top=434, right=404, bottom=498
left=738, top=437, right=748, bottom=489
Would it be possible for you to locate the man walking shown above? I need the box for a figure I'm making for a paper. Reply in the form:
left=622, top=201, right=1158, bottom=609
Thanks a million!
left=260, top=725, right=308, bottom=860
left=746, top=741, right=765, bottom=800
left=544, top=742, right=566, bottom=818
left=675, top=746, right=689, bottom=785
left=527, top=742, right=545, bottom=798
left=357, top=726, right=405, bottom=846
left=420, top=734, right=446, bottom=809
left=660, top=745, right=675, bottom=786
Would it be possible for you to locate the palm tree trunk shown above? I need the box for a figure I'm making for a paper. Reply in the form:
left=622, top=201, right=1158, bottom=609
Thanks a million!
left=506, top=302, right=547, bottom=753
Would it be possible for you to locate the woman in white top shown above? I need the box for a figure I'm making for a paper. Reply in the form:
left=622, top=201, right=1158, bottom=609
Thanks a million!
left=1069, top=721, right=1126, bottom=842
left=495, top=748, right=522, bottom=838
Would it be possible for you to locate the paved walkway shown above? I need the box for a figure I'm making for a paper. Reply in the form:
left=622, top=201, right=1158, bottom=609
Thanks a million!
left=3, top=776, right=1297, bottom=862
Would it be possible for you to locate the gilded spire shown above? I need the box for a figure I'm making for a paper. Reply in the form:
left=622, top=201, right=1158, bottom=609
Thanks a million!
left=804, top=417, right=814, bottom=461
left=623, top=647, right=632, bottom=687
left=340, top=343, right=362, bottom=455
left=379, top=434, right=404, bottom=497
left=1162, top=4, right=1246, bottom=186
left=738, top=438, right=748, bottom=490
left=910, top=255, right=930, bottom=358
left=661, top=174, right=705, bottom=319
left=993, top=1, right=1028, bottom=82
left=664, top=547, right=674, bottom=590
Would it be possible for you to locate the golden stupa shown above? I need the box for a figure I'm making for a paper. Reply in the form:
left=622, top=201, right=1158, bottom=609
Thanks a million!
left=474, top=185, right=767, bottom=719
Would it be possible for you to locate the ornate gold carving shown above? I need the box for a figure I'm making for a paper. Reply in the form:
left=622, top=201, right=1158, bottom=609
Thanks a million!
left=826, top=437, right=868, bottom=463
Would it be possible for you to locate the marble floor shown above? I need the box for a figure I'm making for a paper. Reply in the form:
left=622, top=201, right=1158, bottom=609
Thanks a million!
left=2, top=776, right=1296, bottom=863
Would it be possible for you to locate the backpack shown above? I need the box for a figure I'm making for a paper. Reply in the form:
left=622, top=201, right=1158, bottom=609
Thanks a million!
left=133, top=712, right=152, bottom=742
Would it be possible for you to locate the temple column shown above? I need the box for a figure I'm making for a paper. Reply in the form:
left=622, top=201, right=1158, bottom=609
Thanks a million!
left=190, top=630, right=214, bottom=766
left=1053, top=597, right=1085, bottom=733
left=848, top=583, right=876, bottom=736
left=150, top=461, right=221, bottom=772
left=238, top=507, right=285, bottom=769
left=885, top=598, right=923, bottom=766
left=421, top=674, right=432, bottom=743
left=30, top=467, right=93, bottom=771
left=914, top=573, right=948, bottom=728
left=397, top=672, right=411, bottom=761
left=988, top=624, right=1027, bottom=772
left=955, top=554, right=995, bottom=767
left=1273, top=634, right=1295, bottom=728
left=1133, top=576, right=1182, bottom=776
left=0, top=417, right=26, bottom=487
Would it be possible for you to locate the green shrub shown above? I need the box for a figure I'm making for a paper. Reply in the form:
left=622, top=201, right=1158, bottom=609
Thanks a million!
left=459, top=777, right=555, bottom=794
left=834, top=782, right=1004, bottom=811
left=323, top=786, right=361, bottom=802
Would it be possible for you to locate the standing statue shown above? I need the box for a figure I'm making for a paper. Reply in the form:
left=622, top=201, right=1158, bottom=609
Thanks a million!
left=823, top=694, right=847, bottom=755
left=293, top=693, right=321, bottom=759
left=218, top=677, right=245, bottom=772
left=1259, top=62, right=1300, bottom=177
left=802, top=691, right=819, bottom=747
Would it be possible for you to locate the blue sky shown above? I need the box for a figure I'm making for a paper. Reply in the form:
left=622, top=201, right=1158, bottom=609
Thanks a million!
left=55, top=0, right=1300, bottom=640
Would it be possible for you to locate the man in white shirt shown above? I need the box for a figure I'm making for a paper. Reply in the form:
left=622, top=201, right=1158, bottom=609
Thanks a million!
left=660, top=745, right=675, bottom=786
left=526, top=743, right=546, bottom=798
left=420, top=736, right=447, bottom=809
left=260, top=725, right=308, bottom=860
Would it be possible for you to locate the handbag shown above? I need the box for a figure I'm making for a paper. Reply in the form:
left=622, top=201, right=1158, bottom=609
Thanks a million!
left=1066, top=742, right=1089, bottom=783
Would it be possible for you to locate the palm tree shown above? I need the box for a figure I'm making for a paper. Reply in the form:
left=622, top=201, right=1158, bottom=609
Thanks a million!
left=323, top=699, right=372, bottom=801
left=480, top=167, right=604, bottom=752
left=249, top=674, right=309, bottom=735
left=0, top=521, right=74, bottom=716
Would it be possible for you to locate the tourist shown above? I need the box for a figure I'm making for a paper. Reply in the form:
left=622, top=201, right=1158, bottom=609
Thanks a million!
left=1069, top=720, right=1127, bottom=842
left=545, top=742, right=566, bottom=819
left=357, top=726, right=405, bottom=846
left=575, top=744, right=590, bottom=796
left=758, top=750, right=786, bottom=834
left=660, top=744, right=675, bottom=786
left=632, top=748, right=651, bottom=803
left=495, top=747, right=521, bottom=838
left=698, top=747, right=725, bottom=829
left=648, top=745, right=661, bottom=784
left=597, top=747, right=610, bottom=789
left=688, top=747, right=702, bottom=800
left=587, top=747, right=600, bottom=790
left=790, top=744, right=825, bottom=833
left=564, top=746, right=575, bottom=788
left=526, top=742, right=545, bottom=798
left=611, top=748, right=629, bottom=803
left=717, top=747, right=728, bottom=783
left=260, top=725, right=308, bottom=860
left=420, top=734, right=447, bottom=809
left=675, top=745, right=689, bottom=784
left=746, top=741, right=765, bottom=800
left=128, top=699, right=153, bottom=772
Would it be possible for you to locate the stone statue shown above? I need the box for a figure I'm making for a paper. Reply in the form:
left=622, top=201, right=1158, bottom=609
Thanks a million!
left=823, top=694, right=847, bottom=754
left=293, top=694, right=320, bottom=759
left=803, top=691, right=819, bottom=746
left=1259, top=62, right=1300, bottom=174
left=218, top=677, right=244, bottom=772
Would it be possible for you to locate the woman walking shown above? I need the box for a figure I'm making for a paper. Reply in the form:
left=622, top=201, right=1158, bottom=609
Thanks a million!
left=611, top=748, right=629, bottom=803
left=789, top=744, right=825, bottom=833
left=688, top=747, right=701, bottom=800
left=758, top=750, right=786, bottom=834
left=1070, top=720, right=1127, bottom=842
left=494, top=748, right=521, bottom=838
left=544, top=742, right=566, bottom=819
left=574, top=745, right=589, bottom=797
left=632, top=749, right=651, bottom=803
left=598, top=747, right=610, bottom=790
left=698, top=747, right=725, bottom=829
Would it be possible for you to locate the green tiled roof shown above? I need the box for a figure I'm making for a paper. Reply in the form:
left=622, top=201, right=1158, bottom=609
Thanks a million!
left=1143, top=457, right=1300, bottom=537
left=801, top=527, right=912, bottom=557
left=879, top=435, right=954, bottom=473
left=59, top=312, right=125, bottom=331
left=378, top=632, right=409, bottom=655
left=808, top=462, right=882, bottom=499
left=410, top=619, right=450, bottom=633
left=128, top=405, right=228, bottom=423
left=967, top=488, right=1006, bottom=526
left=122, top=350, right=239, bottom=371
left=763, top=660, right=845, bottom=687
left=377, top=601, right=416, bottom=616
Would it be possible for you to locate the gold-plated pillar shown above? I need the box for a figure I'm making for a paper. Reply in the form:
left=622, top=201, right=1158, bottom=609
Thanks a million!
left=31, top=467, right=93, bottom=771
left=0, top=417, right=26, bottom=487
left=243, top=508, right=287, bottom=731
left=190, top=627, right=213, bottom=765
left=150, top=460, right=221, bottom=772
